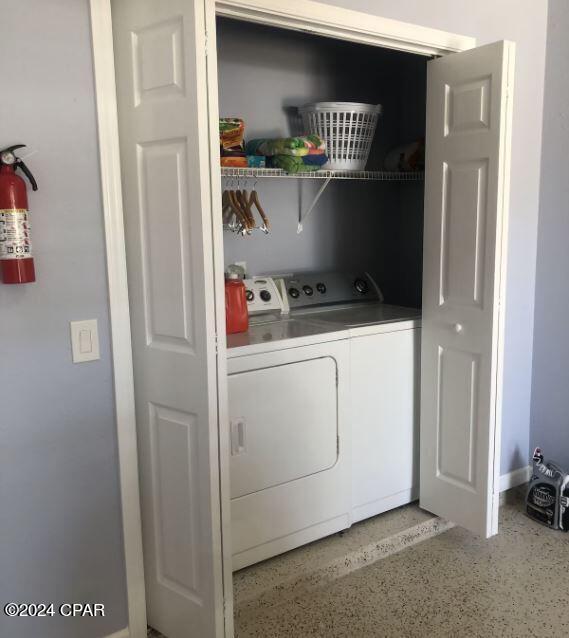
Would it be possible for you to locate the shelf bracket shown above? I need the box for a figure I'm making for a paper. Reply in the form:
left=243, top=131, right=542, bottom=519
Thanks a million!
left=297, top=176, right=332, bottom=234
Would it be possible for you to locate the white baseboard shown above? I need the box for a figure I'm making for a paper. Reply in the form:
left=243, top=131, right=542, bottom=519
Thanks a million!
left=500, top=465, right=531, bottom=493
left=105, top=628, right=130, bottom=638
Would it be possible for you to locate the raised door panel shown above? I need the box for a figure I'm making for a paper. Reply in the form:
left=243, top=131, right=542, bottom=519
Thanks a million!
left=138, top=139, right=195, bottom=351
left=436, top=348, right=479, bottom=490
left=132, top=17, right=186, bottom=106
left=440, top=160, right=488, bottom=309
left=150, top=404, right=201, bottom=600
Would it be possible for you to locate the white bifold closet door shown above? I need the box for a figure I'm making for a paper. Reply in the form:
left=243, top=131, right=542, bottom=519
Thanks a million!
left=420, top=41, right=515, bottom=538
left=112, top=1, right=226, bottom=637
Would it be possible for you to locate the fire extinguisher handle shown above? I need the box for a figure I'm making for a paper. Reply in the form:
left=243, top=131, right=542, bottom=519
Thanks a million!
left=16, top=159, right=38, bottom=191
left=1, top=143, right=26, bottom=156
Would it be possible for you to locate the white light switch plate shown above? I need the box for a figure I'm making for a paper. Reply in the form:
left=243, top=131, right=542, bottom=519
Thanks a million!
left=70, top=319, right=100, bottom=363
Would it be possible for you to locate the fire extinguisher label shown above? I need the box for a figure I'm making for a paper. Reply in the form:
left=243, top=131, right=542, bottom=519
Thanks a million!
left=0, top=209, right=33, bottom=259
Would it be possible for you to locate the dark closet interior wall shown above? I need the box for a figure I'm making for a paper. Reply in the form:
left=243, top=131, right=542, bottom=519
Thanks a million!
left=217, top=17, right=427, bottom=307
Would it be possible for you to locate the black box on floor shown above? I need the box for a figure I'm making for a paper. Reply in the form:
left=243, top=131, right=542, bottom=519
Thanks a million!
left=526, top=447, right=569, bottom=531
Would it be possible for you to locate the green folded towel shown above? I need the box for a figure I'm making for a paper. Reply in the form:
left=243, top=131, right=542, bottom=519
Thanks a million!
left=246, top=135, right=326, bottom=157
left=269, top=155, right=321, bottom=173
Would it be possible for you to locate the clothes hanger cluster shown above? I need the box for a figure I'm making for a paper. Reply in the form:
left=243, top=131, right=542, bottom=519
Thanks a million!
left=222, top=178, right=270, bottom=235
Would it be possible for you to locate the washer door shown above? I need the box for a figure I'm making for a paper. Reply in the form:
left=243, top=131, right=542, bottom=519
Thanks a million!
left=229, top=357, right=338, bottom=499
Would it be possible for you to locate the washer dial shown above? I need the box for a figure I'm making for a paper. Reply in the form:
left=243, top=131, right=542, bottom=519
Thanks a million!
left=302, top=285, right=314, bottom=296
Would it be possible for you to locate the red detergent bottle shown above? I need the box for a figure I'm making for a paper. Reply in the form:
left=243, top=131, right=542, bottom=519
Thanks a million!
left=225, top=271, right=248, bottom=334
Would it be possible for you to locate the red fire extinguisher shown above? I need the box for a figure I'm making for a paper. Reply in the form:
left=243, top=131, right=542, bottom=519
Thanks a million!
left=0, top=144, right=38, bottom=284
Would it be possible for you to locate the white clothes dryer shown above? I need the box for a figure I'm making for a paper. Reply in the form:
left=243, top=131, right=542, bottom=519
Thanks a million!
left=227, top=315, right=350, bottom=571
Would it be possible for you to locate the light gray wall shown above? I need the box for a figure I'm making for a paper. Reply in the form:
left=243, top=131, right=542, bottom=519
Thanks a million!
left=0, top=2, right=128, bottom=637
left=530, top=0, right=569, bottom=469
left=306, top=0, right=549, bottom=474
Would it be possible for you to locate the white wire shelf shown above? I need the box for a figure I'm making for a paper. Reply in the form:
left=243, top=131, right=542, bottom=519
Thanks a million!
left=220, top=167, right=424, bottom=234
left=220, top=167, right=424, bottom=181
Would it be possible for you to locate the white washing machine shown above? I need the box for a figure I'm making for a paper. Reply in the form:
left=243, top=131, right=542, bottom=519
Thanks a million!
left=285, top=273, right=422, bottom=524
left=226, top=272, right=421, bottom=570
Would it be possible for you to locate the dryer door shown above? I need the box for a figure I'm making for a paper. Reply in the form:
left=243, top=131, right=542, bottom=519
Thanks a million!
left=229, top=357, right=338, bottom=499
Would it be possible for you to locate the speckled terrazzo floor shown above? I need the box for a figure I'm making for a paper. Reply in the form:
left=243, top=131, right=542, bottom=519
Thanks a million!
left=233, top=502, right=453, bottom=616
left=148, top=488, right=569, bottom=638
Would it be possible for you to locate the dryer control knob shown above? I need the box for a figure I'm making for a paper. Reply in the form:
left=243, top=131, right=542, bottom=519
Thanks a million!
left=245, top=289, right=254, bottom=302
left=288, top=287, right=300, bottom=299
left=260, top=290, right=271, bottom=302
left=316, top=283, right=326, bottom=294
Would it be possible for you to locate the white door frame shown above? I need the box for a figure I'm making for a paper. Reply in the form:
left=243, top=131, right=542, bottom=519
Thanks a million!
left=89, top=2, right=146, bottom=638
left=88, top=1, right=475, bottom=636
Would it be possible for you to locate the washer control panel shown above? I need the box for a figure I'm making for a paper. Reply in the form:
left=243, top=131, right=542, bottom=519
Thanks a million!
left=243, top=277, right=284, bottom=315
left=283, top=272, right=382, bottom=309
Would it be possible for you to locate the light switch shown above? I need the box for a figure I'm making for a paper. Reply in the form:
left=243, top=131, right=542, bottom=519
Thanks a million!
left=79, top=329, right=92, bottom=353
left=70, top=319, right=100, bottom=363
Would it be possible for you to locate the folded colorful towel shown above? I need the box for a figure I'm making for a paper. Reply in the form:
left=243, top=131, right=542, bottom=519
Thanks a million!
left=221, top=156, right=247, bottom=168
left=219, top=118, right=245, bottom=151
left=303, top=135, right=326, bottom=151
left=269, top=154, right=327, bottom=173
left=246, top=135, right=326, bottom=157
left=247, top=155, right=266, bottom=168
left=302, top=154, right=328, bottom=167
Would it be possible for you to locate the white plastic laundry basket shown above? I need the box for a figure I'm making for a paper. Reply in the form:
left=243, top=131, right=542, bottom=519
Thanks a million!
left=299, top=102, right=382, bottom=171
